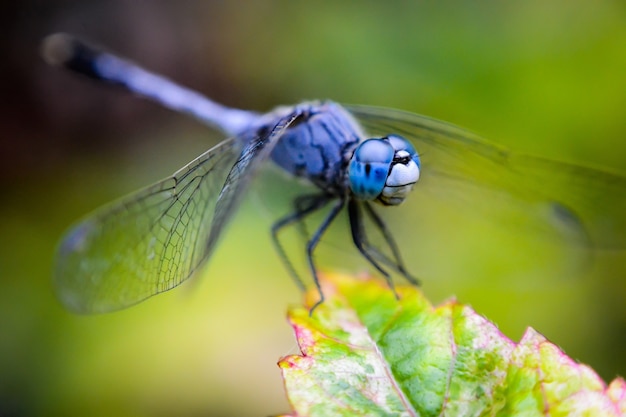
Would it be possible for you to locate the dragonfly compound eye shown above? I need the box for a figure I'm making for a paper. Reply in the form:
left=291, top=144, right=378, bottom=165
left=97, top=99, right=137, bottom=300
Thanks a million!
left=349, top=139, right=395, bottom=200
left=349, top=135, right=421, bottom=204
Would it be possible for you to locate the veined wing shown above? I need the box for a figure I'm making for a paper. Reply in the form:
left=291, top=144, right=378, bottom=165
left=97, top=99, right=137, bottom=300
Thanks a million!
left=54, top=138, right=241, bottom=313
left=54, top=113, right=297, bottom=313
left=348, top=105, right=626, bottom=250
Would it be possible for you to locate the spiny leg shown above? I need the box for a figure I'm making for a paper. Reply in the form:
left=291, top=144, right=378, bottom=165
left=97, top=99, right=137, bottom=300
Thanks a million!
left=347, top=200, right=399, bottom=298
left=271, top=194, right=331, bottom=291
left=352, top=204, right=404, bottom=273
left=362, top=202, right=420, bottom=286
left=307, top=198, right=346, bottom=314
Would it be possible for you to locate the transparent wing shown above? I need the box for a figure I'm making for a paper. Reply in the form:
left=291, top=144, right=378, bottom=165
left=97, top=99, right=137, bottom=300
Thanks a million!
left=348, top=105, right=626, bottom=250
left=54, top=139, right=240, bottom=313
left=54, top=113, right=297, bottom=314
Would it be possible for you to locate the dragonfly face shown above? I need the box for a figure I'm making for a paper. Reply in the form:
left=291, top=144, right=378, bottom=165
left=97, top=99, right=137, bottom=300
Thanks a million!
left=44, top=34, right=626, bottom=314
left=348, top=134, right=421, bottom=205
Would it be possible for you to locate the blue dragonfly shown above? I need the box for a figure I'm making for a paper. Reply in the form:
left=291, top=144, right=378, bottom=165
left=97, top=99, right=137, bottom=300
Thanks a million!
left=44, top=34, right=626, bottom=314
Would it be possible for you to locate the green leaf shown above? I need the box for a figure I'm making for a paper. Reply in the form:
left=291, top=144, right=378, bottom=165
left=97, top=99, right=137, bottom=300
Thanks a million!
left=278, top=273, right=626, bottom=417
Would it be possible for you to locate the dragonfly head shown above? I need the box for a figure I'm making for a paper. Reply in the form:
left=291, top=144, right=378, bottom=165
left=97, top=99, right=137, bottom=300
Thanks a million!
left=348, top=134, right=421, bottom=205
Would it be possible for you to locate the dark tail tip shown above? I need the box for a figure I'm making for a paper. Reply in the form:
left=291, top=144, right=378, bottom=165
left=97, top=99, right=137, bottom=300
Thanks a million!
left=40, top=33, right=107, bottom=81
left=41, top=33, right=77, bottom=67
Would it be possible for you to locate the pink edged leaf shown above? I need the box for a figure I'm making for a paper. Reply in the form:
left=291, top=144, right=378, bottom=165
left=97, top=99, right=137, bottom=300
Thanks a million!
left=278, top=273, right=626, bottom=417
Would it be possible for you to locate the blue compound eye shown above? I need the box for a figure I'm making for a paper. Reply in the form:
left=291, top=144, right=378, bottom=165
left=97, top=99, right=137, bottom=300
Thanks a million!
left=349, top=139, right=394, bottom=200
left=349, top=135, right=421, bottom=205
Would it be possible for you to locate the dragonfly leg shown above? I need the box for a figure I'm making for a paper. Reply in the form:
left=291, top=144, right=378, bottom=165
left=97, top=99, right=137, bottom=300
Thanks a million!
left=362, top=202, right=420, bottom=286
left=292, top=194, right=320, bottom=242
left=271, top=194, right=331, bottom=291
left=307, top=198, right=346, bottom=315
left=347, top=200, right=399, bottom=299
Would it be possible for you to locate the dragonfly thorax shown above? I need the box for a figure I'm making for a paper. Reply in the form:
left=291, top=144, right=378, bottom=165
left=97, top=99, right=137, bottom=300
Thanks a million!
left=348, top=134, right=421, bottom=205
left=268, top=102, right=363, bottom=193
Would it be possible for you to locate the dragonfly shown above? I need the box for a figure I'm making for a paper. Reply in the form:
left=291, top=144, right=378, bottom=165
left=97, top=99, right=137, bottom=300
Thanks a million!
left=44, top=33, right=626, bottom=314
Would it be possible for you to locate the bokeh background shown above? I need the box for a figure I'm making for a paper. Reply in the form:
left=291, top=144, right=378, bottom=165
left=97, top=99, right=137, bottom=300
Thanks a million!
left=1, top=1, right=626, bottom=416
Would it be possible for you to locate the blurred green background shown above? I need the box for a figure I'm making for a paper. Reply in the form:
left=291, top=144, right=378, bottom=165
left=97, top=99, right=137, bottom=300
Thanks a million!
left=1, top=1, right=625, bottom=416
